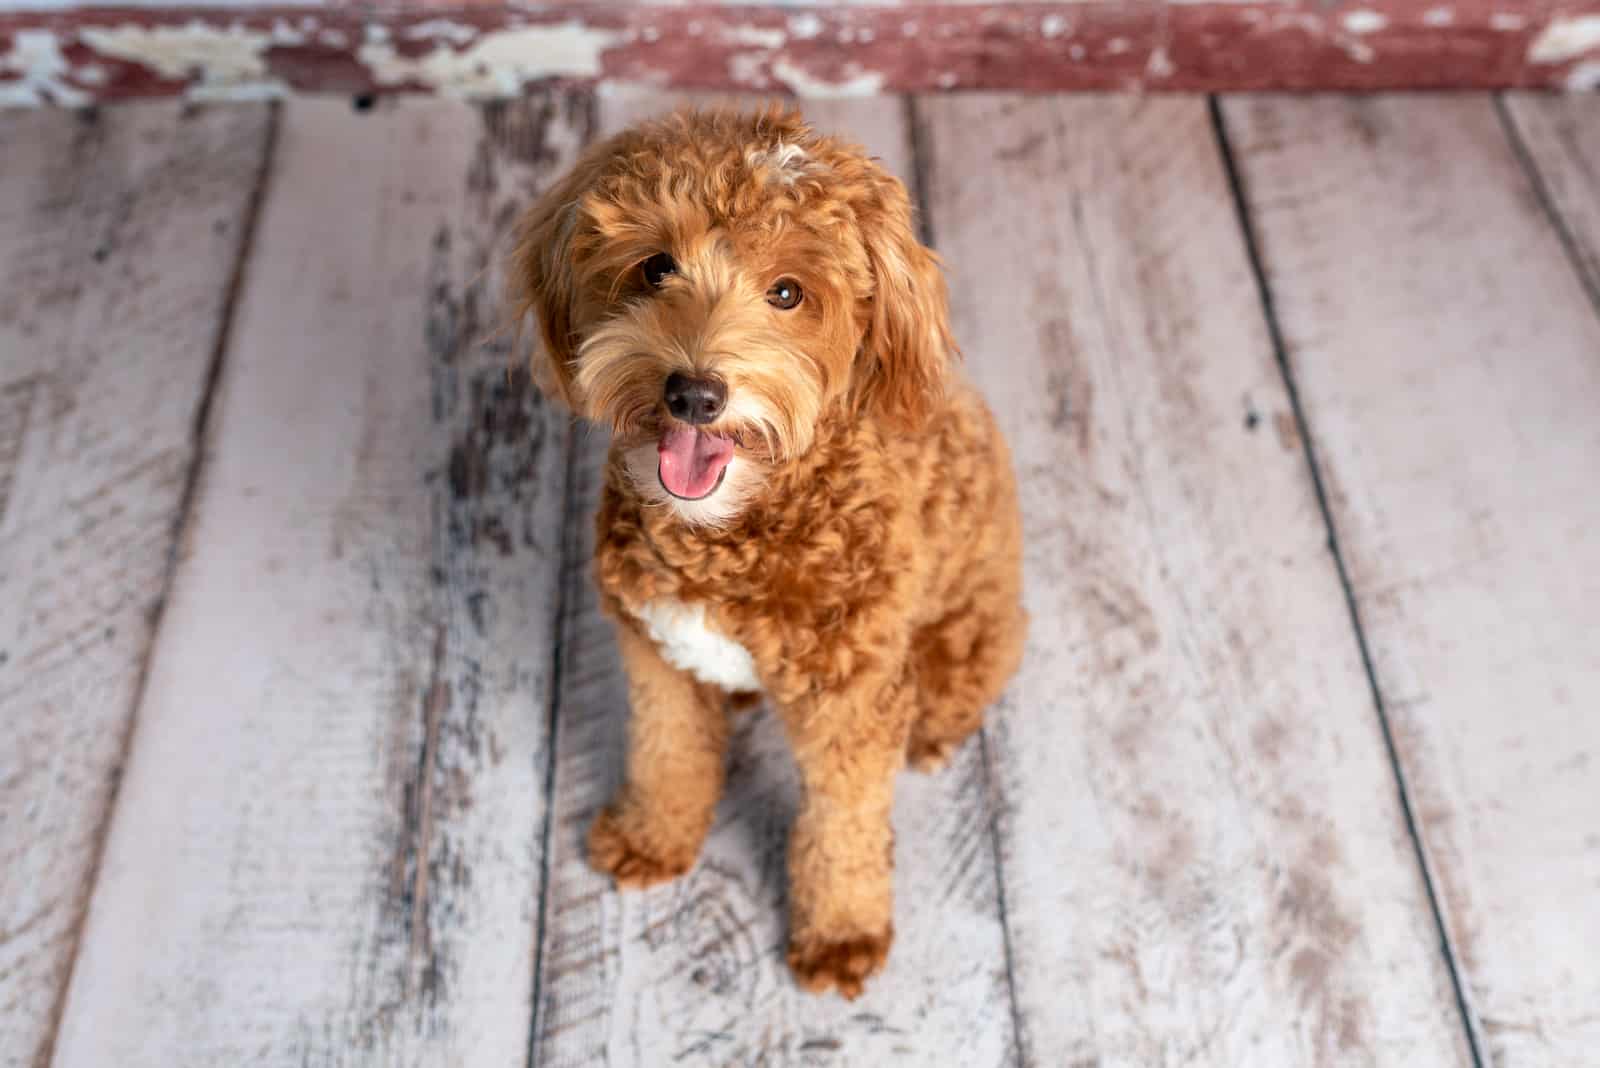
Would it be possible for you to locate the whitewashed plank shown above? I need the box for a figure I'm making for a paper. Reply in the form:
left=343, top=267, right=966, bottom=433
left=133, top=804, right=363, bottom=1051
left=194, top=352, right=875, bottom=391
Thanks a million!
left=0, top=102, right=271, bottom=1068
left=1504, top=93, right=1600, bottom=305
left=1225, top=94, right=1600, bottom=1068
left=920, top=95, right=1474, bottom=1067
left=49, top=95, right=588, bottom=1067
left=532, top=92, right=1017, bottom=1067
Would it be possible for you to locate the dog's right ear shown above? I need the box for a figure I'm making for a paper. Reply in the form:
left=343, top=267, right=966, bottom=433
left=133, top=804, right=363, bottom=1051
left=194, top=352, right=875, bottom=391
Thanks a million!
left=510, top=145, right=610, bottom=407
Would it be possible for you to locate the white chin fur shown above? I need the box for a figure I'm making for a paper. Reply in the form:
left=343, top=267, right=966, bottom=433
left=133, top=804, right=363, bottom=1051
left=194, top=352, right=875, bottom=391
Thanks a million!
left=623, top=443, right=755, bottom=527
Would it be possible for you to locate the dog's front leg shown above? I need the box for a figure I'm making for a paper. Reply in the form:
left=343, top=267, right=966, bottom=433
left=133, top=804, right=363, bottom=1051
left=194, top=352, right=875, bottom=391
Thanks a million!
left=588, top=623, right=730, bottom=889
left=781, top=670, right=914, bottom=999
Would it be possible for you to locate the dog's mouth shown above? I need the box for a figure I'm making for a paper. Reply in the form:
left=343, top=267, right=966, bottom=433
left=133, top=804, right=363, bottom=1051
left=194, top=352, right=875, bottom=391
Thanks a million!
left=658, top=425, right=735, bottom=501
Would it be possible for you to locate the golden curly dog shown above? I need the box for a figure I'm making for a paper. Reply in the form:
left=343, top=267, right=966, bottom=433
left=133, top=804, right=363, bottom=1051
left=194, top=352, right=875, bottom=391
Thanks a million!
left=512, top=106, right=1026, bottom=998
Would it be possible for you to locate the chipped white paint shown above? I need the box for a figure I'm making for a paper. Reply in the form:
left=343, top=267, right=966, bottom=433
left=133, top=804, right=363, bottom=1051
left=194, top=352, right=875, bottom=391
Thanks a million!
left=1107, top=36, right=1131, bottom=54
left=79, top=22, right=271, bottom=89
left=902, top=20, right=921, bottom=37
left=1564, top=60, right=1600, bottom=90
left=1146, top=45, right=1175, bottom=78
left=1423, top=7, right=1455, bottom=27
left=317, top=28, right=348, bottom=48
left=722, top=25, right=785, bottom=49
left=727, top=51, right=771, bottom=88
left=769, top=57, right=885, bottom=98
left=1342, top=10, right=1388, bottom=34
left=1490, top=12, right=1526, bottom=31
left=635, top=597, right=762, bottom=692
left=268, top=18, right=305, bottom=46
left=1041, top=14, right=1069, bottom=38
left=1069, top=43, right=1087, bottom=60
left=1, top=0, right=317, bottom=9
left=787, top=13, right=823, bottom=40
left=402, top=19, right=480, bottom=45
left=937, top=70, right=959, bottom=88
left=359, top=21, right=619, bottom=97
left=1335, top=33, right=1377, bottom=63
left=1529, top=15, right=1600, bottom=64
left=0, top=28, right=89, bottom=106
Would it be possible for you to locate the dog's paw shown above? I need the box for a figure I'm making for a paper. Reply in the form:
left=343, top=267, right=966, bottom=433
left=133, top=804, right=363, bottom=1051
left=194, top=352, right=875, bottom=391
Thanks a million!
left=587, top=808, right=694, bottom=890
left=787, top=927, right=893, bottom=999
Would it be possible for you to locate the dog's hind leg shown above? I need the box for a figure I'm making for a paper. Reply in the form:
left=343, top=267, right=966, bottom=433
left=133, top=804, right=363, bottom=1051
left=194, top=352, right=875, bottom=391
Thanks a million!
left=904, top=590, right=1026, bottom=773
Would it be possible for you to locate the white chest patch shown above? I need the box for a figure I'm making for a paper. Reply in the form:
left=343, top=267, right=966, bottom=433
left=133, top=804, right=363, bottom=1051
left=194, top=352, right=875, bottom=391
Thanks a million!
left=634, top=597, right=762, bottom=692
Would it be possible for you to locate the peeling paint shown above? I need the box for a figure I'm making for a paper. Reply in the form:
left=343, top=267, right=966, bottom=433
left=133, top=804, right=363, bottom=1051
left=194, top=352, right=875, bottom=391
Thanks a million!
left=769, top=57, right=884, bottom=98
left=727, top=50, right=770, bottom=88
left=358, top=21, right=618, bottom=96
left=786, top=14, right=823, bottom=41
left=723, top=25, right=785, bottom=49
left=1566, top=59, right=1600, bottom=90
left=79, top=22, right=271, bottom=87
left=0, top=29, right=89, bottom=106
left=1529, top=15, right=1600, bottom=64
left=403, top=20, right=480, bottom=46
left=4, top=1, right=1600, bottom=106
left=1342, top=11, right=1388, bottom=34
left=269, top=18, right=304, bottom=46
left=1336, top=37, right=1377, bottom=63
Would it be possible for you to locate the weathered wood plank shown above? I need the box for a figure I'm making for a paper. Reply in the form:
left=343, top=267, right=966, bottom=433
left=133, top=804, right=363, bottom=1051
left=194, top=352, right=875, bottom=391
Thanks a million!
left=1225, top=93, right=1600, bottom=1068
left=919, top=95, right=1474, bottom=1066
left=532, top=93, right=1017, bottom=1067
left=1504, top=93, right=1600, bottom=307
left=6, top=2, right=1600, bottom=102
left=48, top=95, right=589, bottom=1066
left=0, top=101, right=271, bottom=1068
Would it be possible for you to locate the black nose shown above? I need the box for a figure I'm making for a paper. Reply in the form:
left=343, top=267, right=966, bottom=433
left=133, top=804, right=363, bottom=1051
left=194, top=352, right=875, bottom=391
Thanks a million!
left=663, top=372, right=727, bottom=425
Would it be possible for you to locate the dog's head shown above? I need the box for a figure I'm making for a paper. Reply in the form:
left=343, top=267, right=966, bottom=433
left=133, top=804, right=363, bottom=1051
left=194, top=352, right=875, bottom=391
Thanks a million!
left=511, top=106, right=954, bottom=525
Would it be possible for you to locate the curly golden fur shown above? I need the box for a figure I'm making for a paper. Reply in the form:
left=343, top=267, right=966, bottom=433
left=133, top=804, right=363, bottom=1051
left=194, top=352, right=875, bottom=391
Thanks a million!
left=512, top=106, right=1026, bottom=998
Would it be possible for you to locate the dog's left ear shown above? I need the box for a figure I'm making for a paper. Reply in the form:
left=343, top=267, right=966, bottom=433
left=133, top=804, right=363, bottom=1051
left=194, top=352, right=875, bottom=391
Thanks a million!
left=854, top=169, right=957, bottom=429
left=509, top=140, right=615, bottom=408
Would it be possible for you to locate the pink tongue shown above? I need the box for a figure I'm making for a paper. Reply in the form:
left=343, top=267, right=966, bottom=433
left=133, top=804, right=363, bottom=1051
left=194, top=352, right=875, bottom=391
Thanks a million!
left=658, top=425, right=735, bottom=500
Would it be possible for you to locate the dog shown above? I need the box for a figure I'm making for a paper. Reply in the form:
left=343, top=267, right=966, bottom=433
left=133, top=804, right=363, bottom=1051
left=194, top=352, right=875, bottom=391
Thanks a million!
left=511, top=106, right=1026, bottom=998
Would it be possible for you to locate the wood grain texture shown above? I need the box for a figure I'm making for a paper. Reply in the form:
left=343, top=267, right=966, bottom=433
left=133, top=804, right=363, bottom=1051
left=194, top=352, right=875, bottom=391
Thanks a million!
left=918, top=95, right=1474, bottom=1067
left=48, top=95, right=589, bottom=1067
left=0, top=101, right=270, bottom=1068
left=531, top=92, right=1018, bottom=1068
left=7, top=2, right=1600, bottom=101
left=1224, top=94, right=1600, bottom=1068
left=1504, top=93, right=1600, bottom=308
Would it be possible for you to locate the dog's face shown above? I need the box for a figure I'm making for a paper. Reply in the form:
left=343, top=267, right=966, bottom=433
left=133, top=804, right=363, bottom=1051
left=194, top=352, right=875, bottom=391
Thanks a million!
left=512, top=107, right=953, bottom=525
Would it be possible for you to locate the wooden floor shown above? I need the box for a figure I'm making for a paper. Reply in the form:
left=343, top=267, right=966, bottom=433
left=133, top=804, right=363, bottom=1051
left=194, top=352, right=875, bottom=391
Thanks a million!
left=2, top=90, right=1598, bottom=1068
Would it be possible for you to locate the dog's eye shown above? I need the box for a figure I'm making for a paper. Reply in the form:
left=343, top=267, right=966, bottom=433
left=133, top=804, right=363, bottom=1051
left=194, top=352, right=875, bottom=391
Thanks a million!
left=766, top=277, right=803, bottom=310
left=641, top=252, right=676, bottom=288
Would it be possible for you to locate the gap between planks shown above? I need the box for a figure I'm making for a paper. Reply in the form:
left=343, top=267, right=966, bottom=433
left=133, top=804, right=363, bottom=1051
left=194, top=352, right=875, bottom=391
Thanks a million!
left=1207, top=94, right=1489, bottom=1068
left=37, top=100, right=285, bottom=1068
left=902, top=92, right=1030, bottom=1068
